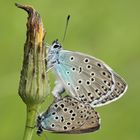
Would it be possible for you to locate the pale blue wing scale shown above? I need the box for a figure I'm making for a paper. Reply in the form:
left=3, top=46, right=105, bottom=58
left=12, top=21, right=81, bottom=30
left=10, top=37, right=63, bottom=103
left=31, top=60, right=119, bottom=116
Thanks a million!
left=53, top=63, right=79, bottom=97
left=53, top=50, right=116, bottom=107
left=54, top=59, right=105, bottom=102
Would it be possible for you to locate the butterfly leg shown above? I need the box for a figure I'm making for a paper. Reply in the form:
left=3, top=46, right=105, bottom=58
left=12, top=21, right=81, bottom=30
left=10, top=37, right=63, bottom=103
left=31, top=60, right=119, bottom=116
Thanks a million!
left=52, top=80, right=65, bottom=100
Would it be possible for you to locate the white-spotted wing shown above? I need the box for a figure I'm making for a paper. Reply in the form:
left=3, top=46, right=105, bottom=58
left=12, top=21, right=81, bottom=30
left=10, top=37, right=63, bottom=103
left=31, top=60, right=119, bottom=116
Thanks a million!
left=92, top=72, right=127, bottom=107
left=53, top=50, right=125, bottom=107
left=37, top=96, right=100, bottom=134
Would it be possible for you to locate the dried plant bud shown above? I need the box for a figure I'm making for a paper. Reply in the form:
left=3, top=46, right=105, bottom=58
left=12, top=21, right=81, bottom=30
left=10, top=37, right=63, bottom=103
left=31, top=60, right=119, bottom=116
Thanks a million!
left=16, top=3, right=48, bottom=105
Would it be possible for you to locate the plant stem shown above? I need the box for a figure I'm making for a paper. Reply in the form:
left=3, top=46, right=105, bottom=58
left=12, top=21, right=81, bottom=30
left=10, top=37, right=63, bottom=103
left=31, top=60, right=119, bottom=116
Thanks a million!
left=23, top=105, right=39, bottom=140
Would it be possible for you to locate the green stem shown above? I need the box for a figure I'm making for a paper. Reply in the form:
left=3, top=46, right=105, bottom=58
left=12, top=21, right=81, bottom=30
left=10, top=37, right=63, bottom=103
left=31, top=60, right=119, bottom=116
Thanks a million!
left=23, top=105, right=39, bottom=140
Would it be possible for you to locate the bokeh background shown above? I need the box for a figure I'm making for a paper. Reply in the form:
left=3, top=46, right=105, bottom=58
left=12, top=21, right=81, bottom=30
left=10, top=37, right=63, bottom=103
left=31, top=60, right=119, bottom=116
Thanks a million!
left=0, top=0, right=140, bottom=140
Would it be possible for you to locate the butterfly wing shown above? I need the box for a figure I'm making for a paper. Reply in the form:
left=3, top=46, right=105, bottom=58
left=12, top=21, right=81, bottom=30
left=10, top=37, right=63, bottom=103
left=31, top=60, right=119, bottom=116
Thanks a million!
left=92, top=72, right=128, bottom=107
left=53, top=50, right=119, bottom=107
left=40, top=96, right=100, bottom=133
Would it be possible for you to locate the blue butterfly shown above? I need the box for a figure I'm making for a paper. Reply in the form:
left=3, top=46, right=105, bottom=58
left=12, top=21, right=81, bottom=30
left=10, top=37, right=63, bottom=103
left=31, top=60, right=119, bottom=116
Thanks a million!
left=47, top=39, right=128, bottom=107
left=37, top=96, right=100, bottom=135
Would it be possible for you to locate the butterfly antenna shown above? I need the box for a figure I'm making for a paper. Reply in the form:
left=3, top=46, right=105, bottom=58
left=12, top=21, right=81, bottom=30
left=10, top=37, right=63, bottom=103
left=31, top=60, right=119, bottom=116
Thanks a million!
left=62, top=15, right=70, bottom=42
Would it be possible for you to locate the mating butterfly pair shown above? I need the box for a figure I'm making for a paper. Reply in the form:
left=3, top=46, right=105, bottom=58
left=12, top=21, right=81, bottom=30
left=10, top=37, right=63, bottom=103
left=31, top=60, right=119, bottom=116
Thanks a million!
left=37, top=40, right=127, bottom=135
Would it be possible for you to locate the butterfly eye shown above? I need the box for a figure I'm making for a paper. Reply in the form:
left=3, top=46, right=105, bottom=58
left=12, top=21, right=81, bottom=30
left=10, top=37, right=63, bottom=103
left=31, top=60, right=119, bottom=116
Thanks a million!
left=53, top=44, right=61, bottom=48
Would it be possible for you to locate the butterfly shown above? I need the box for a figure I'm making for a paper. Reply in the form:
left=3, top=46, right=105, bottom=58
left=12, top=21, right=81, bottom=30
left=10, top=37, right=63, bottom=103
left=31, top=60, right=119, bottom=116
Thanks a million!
left=47, top=39, right=128, bottom=107
left=37, top=96, right=100, bottom=135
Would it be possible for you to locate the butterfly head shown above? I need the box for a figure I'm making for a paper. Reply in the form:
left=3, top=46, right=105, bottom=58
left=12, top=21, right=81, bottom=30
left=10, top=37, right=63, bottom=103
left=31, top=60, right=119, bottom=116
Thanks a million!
left=47, top=39, right=62, bottom=69
left=50, top=39, right=62, bottom=50
left=36, top=114, right=44, bottom=135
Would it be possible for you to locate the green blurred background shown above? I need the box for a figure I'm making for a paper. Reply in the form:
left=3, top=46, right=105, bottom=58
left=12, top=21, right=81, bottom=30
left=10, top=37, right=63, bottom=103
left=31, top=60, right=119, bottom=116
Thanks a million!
left=0, top=0, right=140, bottom=140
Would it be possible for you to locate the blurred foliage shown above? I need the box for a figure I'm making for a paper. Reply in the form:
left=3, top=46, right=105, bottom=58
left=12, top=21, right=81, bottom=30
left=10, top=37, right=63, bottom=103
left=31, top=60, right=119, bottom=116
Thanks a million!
left=0, top=0, right=140, bottom=140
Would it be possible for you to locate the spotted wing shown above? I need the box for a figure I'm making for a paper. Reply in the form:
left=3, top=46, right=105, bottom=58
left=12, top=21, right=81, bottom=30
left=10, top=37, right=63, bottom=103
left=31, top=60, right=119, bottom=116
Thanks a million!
left=40, top=96, right=100, bottom=133
left=91, top=72, right=128, bottom=107
left=53, top=50, right=117, bottom=107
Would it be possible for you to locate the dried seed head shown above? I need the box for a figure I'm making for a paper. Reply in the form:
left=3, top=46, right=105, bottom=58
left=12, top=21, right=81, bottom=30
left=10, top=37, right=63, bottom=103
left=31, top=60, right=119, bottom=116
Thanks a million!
left=17, top=3, right=48, bottom=105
